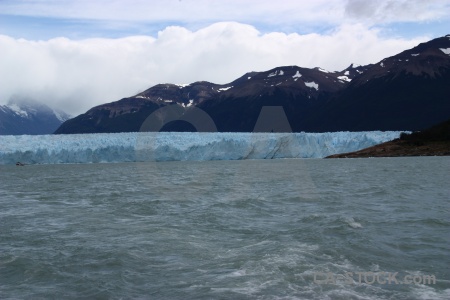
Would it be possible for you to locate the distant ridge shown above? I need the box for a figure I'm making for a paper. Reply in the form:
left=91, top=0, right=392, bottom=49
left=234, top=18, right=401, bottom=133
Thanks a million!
left=0, top=97, right=71, bottom=135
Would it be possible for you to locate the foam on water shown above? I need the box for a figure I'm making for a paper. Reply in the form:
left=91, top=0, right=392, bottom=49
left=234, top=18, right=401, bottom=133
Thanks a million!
left=0, top=131, right=401, bottom=164
left=344, top=217, right=363, bottom=228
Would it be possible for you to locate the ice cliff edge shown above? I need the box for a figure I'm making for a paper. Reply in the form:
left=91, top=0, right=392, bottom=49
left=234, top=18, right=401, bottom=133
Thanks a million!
left=0, top=131, right=401, bottom=164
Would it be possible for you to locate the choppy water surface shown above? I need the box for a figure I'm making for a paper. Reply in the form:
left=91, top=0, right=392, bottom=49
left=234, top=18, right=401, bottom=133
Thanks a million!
left=0, top=157, right=449, bottom=299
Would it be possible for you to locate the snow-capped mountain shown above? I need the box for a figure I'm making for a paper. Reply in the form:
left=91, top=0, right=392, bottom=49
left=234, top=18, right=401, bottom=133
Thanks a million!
left=0, top=97, right=71, bottom=135
left=55, top=64, right=372, bottom=134
left=195, top=64, right=372, bottom=132
left=55, top=35, right=449, bottom=134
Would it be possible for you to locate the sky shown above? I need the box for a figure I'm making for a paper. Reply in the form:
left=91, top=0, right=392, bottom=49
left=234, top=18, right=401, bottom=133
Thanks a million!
left=1, top=0, right=450, bottom=115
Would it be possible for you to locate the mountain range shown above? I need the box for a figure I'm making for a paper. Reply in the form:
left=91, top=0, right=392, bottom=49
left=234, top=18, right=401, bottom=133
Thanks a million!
left=46, top=35, right=450, bottom=134
left=0, top=98, right=71, bottom=135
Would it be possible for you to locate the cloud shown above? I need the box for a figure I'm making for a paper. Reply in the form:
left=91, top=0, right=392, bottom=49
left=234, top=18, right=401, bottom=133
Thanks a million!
left=344, top=0, right=450, bottom=24
left=1, top=0, right=343, bottom=25
left=3, top=0, right=449, bottom=28
left=0, top=22, right=428, bottom=115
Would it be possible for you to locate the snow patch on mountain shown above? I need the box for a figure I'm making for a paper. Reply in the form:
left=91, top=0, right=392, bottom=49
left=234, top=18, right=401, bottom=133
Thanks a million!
left=439, top=48, right=450, bottom=55
left=337, top=76, right=351, bottom=82
left=218, top=86, right=233, bottom=91
left=8, top=104, right=29, bottom=117
left=53, top=110, right=71, bottom=122
left=304, top=81, right=319, bottom=90
left=292, top=71, right=302, bottom=79
left=181, top=99, right=194, bottom=108
left=268, top=70, right=283, bottom=77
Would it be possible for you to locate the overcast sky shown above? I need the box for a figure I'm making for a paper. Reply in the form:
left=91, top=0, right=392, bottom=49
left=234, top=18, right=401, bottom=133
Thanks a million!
left=1, top=0, right=449, bottom=115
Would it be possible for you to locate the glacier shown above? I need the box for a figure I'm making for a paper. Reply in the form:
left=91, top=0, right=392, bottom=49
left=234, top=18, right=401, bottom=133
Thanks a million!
left=0, top=131, right=402, bottom=165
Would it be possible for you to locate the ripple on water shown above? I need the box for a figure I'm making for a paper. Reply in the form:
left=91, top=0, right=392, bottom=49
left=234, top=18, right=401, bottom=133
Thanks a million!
left=0, top=158, right=448, bottom=299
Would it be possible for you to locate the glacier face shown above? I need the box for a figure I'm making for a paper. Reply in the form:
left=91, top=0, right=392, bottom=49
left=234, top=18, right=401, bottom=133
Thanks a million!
left=0, top=131, right=402, bottom=164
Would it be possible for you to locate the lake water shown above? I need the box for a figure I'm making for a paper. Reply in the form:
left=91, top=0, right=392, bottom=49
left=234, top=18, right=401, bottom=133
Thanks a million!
left=0, top=157, right=449, bottom=299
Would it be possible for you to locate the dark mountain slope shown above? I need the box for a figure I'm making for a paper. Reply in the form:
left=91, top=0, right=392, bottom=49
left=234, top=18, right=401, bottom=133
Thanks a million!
left=56, top=65, right=359, bottom=133
left=54, top=97, right=165, bottom=133
left=56, top=81, right=237, bottom=134
left=305, top=35, right=450, bottom=132
left=197, top=65, right=354, bottom=132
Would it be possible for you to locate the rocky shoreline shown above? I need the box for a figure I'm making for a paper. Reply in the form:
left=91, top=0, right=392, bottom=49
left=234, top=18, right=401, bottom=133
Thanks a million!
left=325, top=139, right=450, bottom=158
left=326, top=119, right=450, bottom=158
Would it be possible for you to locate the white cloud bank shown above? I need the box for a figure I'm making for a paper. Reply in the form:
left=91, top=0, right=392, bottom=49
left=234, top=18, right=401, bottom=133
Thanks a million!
left=0, top=22, right=428, bottom=115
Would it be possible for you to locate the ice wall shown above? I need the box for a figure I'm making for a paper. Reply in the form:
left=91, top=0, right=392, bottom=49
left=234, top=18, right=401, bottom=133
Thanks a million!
left=0, top=131, right=401, bottom=164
